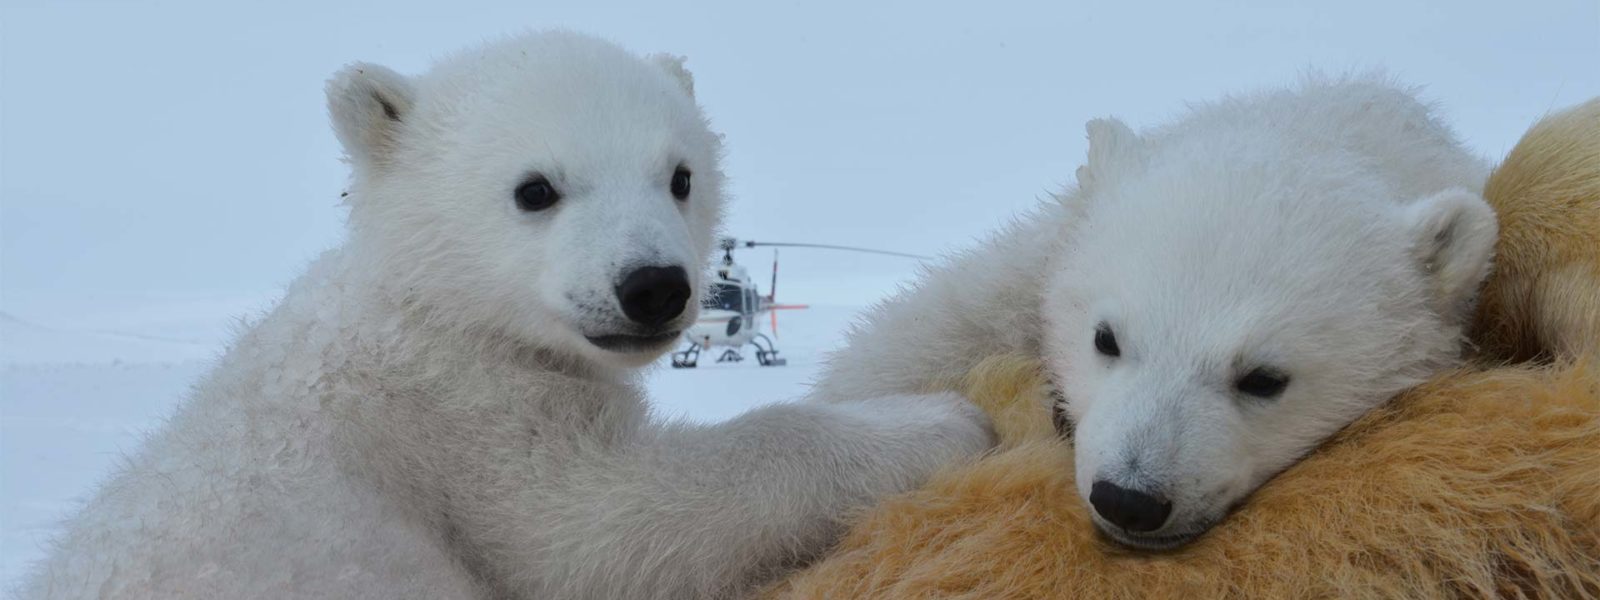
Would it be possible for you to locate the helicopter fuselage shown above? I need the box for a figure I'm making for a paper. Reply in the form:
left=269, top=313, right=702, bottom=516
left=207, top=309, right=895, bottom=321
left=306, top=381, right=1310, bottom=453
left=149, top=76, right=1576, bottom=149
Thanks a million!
left=685, top=307, right=760, bottom=349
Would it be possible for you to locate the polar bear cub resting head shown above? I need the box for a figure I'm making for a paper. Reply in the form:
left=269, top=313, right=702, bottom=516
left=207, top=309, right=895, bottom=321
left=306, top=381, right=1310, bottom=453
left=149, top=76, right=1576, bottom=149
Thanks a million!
left=1043, top=80, right=1497, bottom=549
left=328, top=31, right=723, bottom=368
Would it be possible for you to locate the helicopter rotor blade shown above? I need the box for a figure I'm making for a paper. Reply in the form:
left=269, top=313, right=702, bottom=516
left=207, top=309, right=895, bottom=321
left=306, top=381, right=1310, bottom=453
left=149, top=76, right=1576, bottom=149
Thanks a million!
left=770, top=248, right=779, bottom=340
left=737, top=241, right=932, bottom=260
left=764, top=304, right=809, bottom=338
left=770, top=249, right=779, bottom=303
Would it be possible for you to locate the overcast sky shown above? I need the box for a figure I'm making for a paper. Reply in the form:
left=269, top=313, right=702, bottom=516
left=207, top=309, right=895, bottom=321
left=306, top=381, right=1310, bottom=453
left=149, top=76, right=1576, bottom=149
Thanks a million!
left=3, top=0, right=1598, bottom=312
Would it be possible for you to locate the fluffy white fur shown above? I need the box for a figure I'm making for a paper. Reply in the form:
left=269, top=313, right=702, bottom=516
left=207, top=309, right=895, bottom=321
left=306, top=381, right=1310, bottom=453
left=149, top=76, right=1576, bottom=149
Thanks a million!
left=811, top=76, right=1494, bottom=550
left=20, top=31, right=992, bottom=600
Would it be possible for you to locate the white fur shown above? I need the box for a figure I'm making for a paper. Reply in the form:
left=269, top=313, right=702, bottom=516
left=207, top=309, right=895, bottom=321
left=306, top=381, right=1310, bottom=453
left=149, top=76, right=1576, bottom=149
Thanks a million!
left=811, top=75, right=1493, bottom=549
left=20, top=31, right=992, bottom=599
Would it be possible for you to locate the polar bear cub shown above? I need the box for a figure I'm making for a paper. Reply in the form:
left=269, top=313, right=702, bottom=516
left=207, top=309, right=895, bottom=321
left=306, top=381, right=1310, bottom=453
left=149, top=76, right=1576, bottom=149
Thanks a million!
left=812, top=77, right=1495, bottom=550
left=20, top=31, right=992, bottom=600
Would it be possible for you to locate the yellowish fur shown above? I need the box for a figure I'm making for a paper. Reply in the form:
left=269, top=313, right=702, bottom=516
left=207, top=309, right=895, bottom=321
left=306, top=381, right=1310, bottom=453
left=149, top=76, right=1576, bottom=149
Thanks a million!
left=768, top=100, right=1600, bottom=599
left=769, top=357, right=1600, bottom=599
left=955, top=356, right=1055, bottom=448
left=1473, top=99, right=1600, bottom=365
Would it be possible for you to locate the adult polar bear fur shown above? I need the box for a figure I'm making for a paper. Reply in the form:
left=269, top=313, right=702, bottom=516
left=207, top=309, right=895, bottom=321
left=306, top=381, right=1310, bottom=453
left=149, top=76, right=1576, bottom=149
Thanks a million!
left=20, top=31, right=992, bottom=600
left=1471, top=98, right=1600, bottom=366
left=810, top=76, right=1495, bottom=550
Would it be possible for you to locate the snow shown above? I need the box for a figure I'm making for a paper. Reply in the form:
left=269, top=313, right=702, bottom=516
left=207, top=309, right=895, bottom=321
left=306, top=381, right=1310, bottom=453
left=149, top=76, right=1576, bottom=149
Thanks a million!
left=0, top=294, right=867, bottom=588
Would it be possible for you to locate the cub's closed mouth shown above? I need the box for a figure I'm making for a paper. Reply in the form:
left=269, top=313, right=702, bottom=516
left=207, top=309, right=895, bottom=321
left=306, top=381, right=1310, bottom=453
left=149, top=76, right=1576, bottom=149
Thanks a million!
left=586, top=332, right=681, bottom=352
left=1095, top=520, right=1212, bottom=551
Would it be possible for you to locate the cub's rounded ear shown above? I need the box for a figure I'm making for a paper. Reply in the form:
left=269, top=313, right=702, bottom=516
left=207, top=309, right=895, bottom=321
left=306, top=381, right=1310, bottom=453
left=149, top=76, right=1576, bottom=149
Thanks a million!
left=649, top=53, right=695, bottom=99
left=327, top=63, right=414, bottom=169
left=1075, top=117, right=1145, bottom=196
left=1403, top=188, right=1498, bottom=319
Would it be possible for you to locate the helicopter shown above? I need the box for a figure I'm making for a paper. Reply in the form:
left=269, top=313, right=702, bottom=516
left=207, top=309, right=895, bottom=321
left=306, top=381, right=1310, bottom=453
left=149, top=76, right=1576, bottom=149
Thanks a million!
left=670, top=237, right=929, bottom=369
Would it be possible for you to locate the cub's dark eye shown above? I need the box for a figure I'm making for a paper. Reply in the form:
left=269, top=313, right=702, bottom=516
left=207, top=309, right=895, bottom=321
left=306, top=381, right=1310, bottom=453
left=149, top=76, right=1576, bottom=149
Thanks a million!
left=670, top=167, right=692, bottom=201
left=514, top=177, right=560, bottom=212
left=1236, top=367, right=1290, bottom=399
left=1093, top=323, right=1120, bottom=357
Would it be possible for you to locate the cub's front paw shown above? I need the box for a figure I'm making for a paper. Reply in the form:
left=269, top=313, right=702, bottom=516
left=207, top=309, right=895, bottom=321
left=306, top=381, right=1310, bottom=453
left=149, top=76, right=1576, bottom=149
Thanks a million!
left=869, top=391, right=997, bottom=462
left=924, top=390, right=999, bottom=457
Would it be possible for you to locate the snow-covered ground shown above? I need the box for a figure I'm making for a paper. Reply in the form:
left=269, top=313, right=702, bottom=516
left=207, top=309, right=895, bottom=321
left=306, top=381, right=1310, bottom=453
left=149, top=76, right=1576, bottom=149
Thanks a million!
left=0, top=294, right=867, bottom=588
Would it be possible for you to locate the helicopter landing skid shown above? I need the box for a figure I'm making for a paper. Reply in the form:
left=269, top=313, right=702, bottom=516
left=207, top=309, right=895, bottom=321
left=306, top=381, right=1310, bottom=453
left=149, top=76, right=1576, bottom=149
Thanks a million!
left=669, top=335, right=787, bottom=368
left=752, top=334, right=787, bottom=367
left=670, top=342, right=702, bottom=369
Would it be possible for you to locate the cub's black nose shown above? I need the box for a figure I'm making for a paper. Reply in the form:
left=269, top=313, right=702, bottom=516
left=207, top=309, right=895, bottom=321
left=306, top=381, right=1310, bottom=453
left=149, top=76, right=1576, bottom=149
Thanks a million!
left=1089, top=480, right=1172, bottom=533
left=616, top=266, right=690, bottom=327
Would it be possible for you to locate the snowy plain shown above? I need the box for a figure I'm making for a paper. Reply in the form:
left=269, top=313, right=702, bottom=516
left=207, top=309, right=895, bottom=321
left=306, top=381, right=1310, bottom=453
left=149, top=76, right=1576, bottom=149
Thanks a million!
left=0, top=290, right=870, bottom=588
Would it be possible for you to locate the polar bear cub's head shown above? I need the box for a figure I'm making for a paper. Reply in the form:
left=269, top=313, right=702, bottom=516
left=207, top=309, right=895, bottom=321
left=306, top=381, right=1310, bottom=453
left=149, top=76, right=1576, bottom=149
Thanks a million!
left=1043, top=102, right=1496, bottom=549
left=327, top=31, right=724, bottom=368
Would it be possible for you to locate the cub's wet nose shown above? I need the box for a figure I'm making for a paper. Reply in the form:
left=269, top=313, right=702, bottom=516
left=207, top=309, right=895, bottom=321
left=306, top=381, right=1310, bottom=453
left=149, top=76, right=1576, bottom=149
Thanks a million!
left=1089, top=480, right=1172, bottom=533
left=616, top=266, right=690, bottom=327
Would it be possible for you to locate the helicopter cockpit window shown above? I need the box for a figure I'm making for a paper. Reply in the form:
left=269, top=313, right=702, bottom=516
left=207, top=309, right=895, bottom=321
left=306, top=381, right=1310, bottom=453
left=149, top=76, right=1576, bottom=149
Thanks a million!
left=705, top=283, right=744, bottom=312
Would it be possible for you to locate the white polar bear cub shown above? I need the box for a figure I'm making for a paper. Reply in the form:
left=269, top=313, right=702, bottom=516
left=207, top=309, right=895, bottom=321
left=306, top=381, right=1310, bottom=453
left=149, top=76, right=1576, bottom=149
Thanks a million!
left=20, top=31, right=991, bottom=600
left=812, top=77, right=1495, bottom=550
